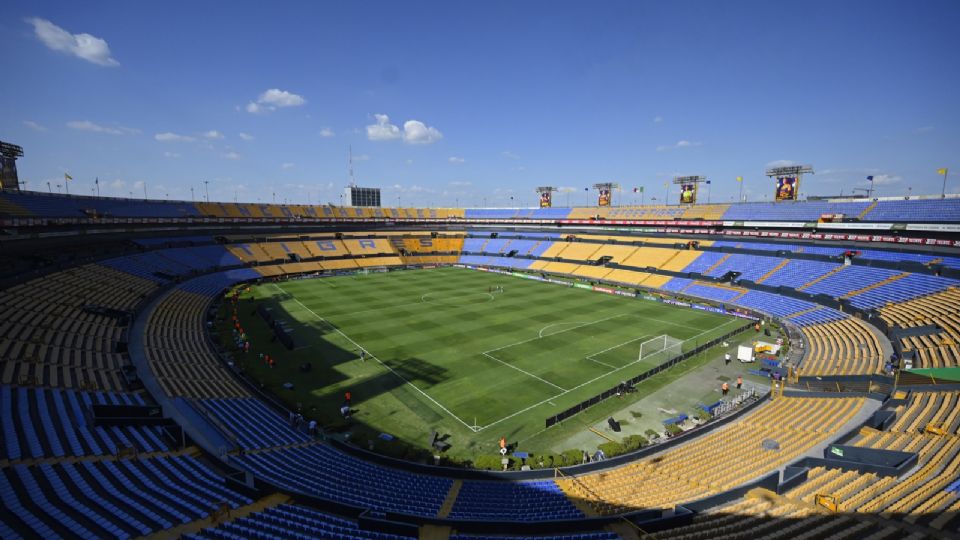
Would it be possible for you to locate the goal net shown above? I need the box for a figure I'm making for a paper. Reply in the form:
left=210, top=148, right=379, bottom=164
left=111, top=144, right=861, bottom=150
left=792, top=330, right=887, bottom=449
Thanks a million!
left=638, top=334, right=683, bottom=362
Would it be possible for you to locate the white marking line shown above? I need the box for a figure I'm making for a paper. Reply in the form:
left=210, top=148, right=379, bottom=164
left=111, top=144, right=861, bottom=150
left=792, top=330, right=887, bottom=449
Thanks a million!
left=538, top=321, right=589, bottom=339
left=485, top=313, right=631, bottom=355
left=481, top=352, right=568, bottom=392
left=583, top=334, right=653, bottom=370
left=476, top=317, right=744, bottom=433
left=273, top=284, right=479, bottom=433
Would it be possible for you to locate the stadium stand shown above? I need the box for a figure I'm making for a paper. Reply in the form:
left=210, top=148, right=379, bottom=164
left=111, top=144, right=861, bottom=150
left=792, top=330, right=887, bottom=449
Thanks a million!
left=5, top=191, right=960, bottom=537
left=558, top=396, right=864, bottom=515
left=880, top=288, right=960, bottom=368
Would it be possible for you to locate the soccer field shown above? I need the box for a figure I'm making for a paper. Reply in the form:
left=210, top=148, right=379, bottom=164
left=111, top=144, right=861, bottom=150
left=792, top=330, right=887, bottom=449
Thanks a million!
left=235, top=266, right=746, bottom=457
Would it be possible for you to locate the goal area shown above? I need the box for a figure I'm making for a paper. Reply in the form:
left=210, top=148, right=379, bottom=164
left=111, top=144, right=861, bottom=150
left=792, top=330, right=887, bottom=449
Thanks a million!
left=638, top=334, right=683, bottom=362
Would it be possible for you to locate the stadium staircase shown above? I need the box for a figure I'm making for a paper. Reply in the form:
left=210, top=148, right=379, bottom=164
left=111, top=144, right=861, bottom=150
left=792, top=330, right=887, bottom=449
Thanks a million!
left=144, top=492, right=291, bottom=540
left=786, top=306, right=822, bottom=319
left=657, top=249, right=684, bottom=271
left=755, top=259, right=790, bottom=284
left=858, top=199, right=880, bottom=220
left=436, top=479, right=462, bottom=518
left=843, top=272, right=910, bottom=298
left=525, top=240, right=543, bottom=255
left=702, top=253, right=732, bottom=275
left=797, top=265, right=847, bottom=291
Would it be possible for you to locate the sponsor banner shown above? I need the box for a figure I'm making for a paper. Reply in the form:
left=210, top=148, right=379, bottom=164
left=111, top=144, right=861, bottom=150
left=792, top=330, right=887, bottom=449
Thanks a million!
left=614, top=289, right=635, bottom=297
left=573, top=283, right=593, bottom=290
left=592, top=286, right=616, bottom=295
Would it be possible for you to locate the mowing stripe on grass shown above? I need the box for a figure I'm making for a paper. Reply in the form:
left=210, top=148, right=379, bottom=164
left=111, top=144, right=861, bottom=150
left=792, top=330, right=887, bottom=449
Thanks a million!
left=480, top=352, right=569, bottom=392
left=476, top=317, right=744, bottom=433
left=274, top=283, right=479, bottom=432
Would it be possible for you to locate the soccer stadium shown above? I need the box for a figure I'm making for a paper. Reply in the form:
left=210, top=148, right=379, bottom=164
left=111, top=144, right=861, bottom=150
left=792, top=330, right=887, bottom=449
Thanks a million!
left=3, top=2, right=960, bottom=539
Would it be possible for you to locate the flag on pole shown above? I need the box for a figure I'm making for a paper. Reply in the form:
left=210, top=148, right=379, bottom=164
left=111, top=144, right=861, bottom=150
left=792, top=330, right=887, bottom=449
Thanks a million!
left=736, top=176, right=743, bottom=182
left=938, top=168, right=949, bottom=175
left=64, top=173, right=72, bottom=181
left=867, top=175, right=874, bottom=181
left=633, top=187, right=644, bottom=193
left=705, top=180, right=711, bottom=185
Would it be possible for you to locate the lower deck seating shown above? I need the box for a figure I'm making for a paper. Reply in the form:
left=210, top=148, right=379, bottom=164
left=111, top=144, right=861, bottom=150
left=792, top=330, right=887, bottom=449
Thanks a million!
left=0, top=454, right=252, bottom=539
left=880, top=288, right=960, bottom=369
left=559, top=397, right=864, bottom=515
left=449, top=480, right=583, bottom=522
left=199, top=398, right=309, bottom=449
left=230, top=443, right=452, bottom=518
left=189, top=504, right=414, bottom=540
left=798, top=319, right=884, bottom=376
left=145, top=286, right=249, bottom=399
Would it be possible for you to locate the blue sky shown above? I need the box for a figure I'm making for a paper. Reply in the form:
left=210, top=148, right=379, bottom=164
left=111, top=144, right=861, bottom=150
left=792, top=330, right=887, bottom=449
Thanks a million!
left=2, top=0, right=958, bottom=207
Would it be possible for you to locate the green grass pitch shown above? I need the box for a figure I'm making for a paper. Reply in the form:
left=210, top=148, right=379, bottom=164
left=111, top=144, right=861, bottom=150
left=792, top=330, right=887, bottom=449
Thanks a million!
left=229, top=266, right=745, bottom=459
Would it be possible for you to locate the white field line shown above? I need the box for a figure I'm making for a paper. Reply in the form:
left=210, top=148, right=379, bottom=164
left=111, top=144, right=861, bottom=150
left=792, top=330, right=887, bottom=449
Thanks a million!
left=484, top=313, right=631, bottom=355
left=476, top=317, right=744, bottom=433
left=273, top=284, right=479, bottom=432
left=583, top=334, right=653, bottom=369
left=481, top=352, right=568, bottom=392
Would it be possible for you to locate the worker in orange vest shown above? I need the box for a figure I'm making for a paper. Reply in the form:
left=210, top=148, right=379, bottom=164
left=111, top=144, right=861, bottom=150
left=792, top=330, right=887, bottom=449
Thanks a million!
left=722, top=382, right=729, bottom=396
left=737, top=376, right=743, bottom=390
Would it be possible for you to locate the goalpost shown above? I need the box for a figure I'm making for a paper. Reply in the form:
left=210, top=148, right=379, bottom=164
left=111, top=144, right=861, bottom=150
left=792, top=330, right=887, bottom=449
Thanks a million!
left=638, top=334, right=683, bottom=362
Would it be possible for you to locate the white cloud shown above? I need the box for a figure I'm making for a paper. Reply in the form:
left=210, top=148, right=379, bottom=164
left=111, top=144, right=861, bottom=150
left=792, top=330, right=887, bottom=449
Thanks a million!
left=653, top=116, right=663, bottom=123
left=281, top=162, right=295, bottom=169
left=319, top=127, right=335, bottom=138
left=163, top=151, right=180, bottom=158
left=366, top=114, right=443, bottom=144
left=27, top=18, right=119, bottom=67
left=238, top=132, right=254, bottom=141
left=23, top=120, right=46, bottom=132
left=448, top=156, right=465, bottom=164
left=657, top=140, right=701, bottom=151
left=67, top=120, right=137, bottom=135
left=154, top=132, right=196, bottom=142
left=449, top=180, right=472, bottom=187
left=405, top=159, right=414, bottom=165
left=222, top=151, right=241, bottom=160
left=914, top=126, right=934, bottom=134
left=558, top=186, right=578, bottom=193
left=501, top=151, right=520, bottom=160
left=203, top=130, right=224, bottom=139
left=245, top=88, right=306, bottom=114
left=132, top=180, right=145, bottom=189
left=353, top=154, right=371, bottom=161
left=109, top=179, right=126, bottom=190
left=366, top=114, right=401, bottom=140
left=259, top=89, right=305, bottom=107
left=402, top=120, right=443, bottom=144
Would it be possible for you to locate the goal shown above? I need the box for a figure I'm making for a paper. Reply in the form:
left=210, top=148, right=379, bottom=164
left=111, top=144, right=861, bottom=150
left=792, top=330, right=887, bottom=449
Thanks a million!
left=638, top=334, right=683, bottom=362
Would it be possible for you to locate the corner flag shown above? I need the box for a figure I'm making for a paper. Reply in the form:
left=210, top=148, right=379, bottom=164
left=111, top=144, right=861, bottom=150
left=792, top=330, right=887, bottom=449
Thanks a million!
left=938, top=168, right=949, bottom=176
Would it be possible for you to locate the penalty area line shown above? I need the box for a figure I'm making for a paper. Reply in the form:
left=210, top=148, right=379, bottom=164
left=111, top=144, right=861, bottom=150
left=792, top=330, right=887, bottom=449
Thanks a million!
left=476, top=318, right=744, bottom=433
left=273, top=284, right=479, bottom=433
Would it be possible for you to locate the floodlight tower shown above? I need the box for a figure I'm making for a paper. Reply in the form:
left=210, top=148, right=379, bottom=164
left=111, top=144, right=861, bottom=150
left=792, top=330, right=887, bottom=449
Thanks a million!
left=536, top=186, right=557, bottom=208
left=672, top=176, right=707, bottom=204
left=765, top=165, right=814, bottom=201
left=592, top=182, right=618, bottom=207
left=0, top=141, right=25, bottom=191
